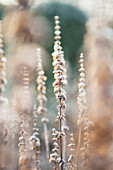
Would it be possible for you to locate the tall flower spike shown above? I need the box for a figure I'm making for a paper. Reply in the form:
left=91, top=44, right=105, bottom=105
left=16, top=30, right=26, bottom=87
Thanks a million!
left=36, top=48, right=50, bottom=161
left=67, top=133, right=76, bottom=170
left=77, top=53, right=94, bottom=170
left=30, top=104, right=40, bottom=170
left=77, top=53, right=86, bottom=170
left=18, top=66, right=31, bottom=169
left=51, top=15, right=67, bottom=170
left=77, top=53, right=86, bottom=125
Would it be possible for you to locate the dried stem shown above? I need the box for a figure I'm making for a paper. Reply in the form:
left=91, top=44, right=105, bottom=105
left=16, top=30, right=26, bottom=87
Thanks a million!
left=59, top=99, right=63, bottom=170
left=77, top=127, right=82, bottom=170
left=30, top=104, right=40, bottom=170
left=18, top=65, right=31, bottom=170
left=51, top=15, right=67, bottom=169
left=77, top=53, right=85, bottom=170
left=77, top=53, right=86, bottom=170
left=36, top=48, right=50, bottom=161
left=77, top=53, right=94, bottom=170
left=62, top=121, right=69, bottom=167
left=43, top=121, right=49, bottom=160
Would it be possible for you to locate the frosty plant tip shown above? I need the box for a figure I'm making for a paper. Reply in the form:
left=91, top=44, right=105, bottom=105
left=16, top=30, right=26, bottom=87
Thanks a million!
left=50, top=15, right=67, bottom=170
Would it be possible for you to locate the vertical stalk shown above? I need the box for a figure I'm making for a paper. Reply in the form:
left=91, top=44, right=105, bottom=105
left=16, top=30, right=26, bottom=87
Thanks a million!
left=59, top=99, right=63, bottom=170
left=30, top=104, right=40, bottom=170
left=77, top=53, right=94, bottom=170
left=51, top=16, right=67, bottom=170
left=77, top=127, right=82, bottom=170
left=36, top=48, right=50, bottom=166
left=43, top=121, right=49, bottom=160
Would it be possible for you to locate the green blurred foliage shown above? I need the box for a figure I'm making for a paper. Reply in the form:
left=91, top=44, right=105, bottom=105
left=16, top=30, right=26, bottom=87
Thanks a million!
left=0, top=3, right=4, bottom=20
left=34, top=2, right=87, bottom=68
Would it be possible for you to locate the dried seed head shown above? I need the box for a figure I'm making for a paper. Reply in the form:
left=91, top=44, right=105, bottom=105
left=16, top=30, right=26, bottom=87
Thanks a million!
left=67, top=133, right=76, bottom=169
left=49, top=128, right=60, bottom=166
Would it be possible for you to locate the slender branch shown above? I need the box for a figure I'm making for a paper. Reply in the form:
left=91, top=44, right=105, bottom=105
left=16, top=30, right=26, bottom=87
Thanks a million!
left=77, top=53, right=94, bottom=170
left=59, top=98, right=63, bottom=170
left=77, top=127, right=82, bottom=170
left=36, top=48, right=50, bottom=163
left=18, top=66, right=31, bottom=170
left=30, top=104, right=40, bottom=170
left=43, top=122, right=49, bottom=160
left=77, top=53, right=85, bottom=170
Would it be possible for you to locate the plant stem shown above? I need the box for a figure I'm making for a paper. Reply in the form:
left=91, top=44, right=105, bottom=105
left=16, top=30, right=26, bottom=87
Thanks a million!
left=62, top=121, right=66, bottom=162
left=60, top=98, right=63, bottom=170
left=77, top=126, right=82, bottom=170
left=43, top=121, right=49, bottom=160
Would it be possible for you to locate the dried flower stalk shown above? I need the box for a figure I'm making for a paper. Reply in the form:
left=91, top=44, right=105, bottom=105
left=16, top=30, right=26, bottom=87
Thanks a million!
left=77, top=53, right=94, bottom=170
left=67, top=133, right=76, bottom=170
left=51, top=15, right=67, bottom=170
left=36, top=48, right=49, bottom=161
left=30, top=104, right=40, bottom=170
left=18, top=66, right=31, bottom=170
left=77, top=53, right=85, bottom=170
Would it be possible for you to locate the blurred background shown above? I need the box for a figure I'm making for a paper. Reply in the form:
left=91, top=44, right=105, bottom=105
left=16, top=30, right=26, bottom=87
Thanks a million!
left=0, top=0, right=113, bottom=169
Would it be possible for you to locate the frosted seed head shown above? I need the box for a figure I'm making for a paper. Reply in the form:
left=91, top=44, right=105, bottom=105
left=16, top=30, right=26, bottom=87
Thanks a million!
left=80, top=53, right=84, bottom=59
left=55, top=25, right=61, bottom=30
left=55, top=30, right=61, bottom=36
left=79, top=59, right=84, bottom=63
left=54, top=16, right=60, bottom=20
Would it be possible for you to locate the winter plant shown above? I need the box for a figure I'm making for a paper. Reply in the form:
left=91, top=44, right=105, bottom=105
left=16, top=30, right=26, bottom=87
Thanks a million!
left=1, top=0, right=112, bottom=169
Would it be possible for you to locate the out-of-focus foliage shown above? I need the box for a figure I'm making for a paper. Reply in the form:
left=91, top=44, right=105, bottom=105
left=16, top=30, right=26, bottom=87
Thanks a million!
left=0, top=2, right=87, bottom=67
left=34, top=2, right=87, bottom=67
left=0, top=3, right=5, bottom=20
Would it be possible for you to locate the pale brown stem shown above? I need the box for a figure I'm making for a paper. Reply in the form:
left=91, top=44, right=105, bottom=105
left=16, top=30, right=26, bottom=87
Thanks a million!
left=77, top=127, right=82, bottom=170
left=43, top=122, right=49, bottom=160
left=59, top=99, right=63, bottom=170
left=62, top=122, right=66, bottom=161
